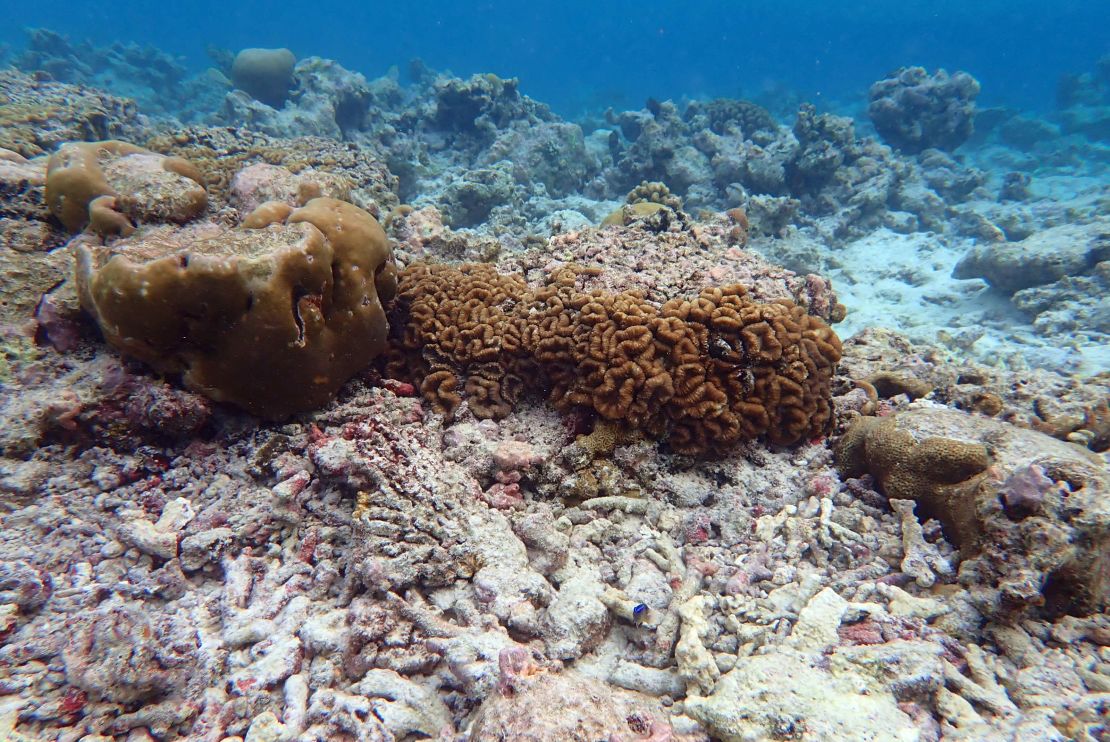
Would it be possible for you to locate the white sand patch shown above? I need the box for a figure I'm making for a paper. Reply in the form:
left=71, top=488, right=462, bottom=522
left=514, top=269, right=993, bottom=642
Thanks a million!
left=756, top=228, right=1109, bottom=374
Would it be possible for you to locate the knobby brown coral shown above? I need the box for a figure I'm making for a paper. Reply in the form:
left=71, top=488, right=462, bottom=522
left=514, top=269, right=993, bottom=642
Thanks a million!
left=388, top=263, right=842, bottom=454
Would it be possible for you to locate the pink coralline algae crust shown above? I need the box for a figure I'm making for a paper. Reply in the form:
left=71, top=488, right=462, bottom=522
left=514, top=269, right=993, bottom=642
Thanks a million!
left=494, top=218, right=844, bottom=324
left=469, top=648, right=693, bottom=742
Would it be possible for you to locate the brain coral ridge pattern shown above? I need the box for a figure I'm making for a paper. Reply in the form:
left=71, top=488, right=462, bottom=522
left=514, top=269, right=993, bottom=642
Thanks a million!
left=390, top=263, right=842, bottom=454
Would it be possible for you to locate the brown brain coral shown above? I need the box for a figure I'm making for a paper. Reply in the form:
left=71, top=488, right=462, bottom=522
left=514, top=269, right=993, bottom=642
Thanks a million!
left=389, top=263, right=841, bottom=454
left=76, top=197, right=396, bottom=418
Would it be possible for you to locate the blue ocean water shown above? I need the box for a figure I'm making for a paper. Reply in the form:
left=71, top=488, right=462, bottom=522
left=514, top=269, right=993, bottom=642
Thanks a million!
left=1, top=0, right=1107, bottom=117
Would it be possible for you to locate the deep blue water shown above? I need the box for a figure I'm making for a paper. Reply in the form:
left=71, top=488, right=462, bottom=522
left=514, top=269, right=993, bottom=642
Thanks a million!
left=1, top=0, right=1107, bottom=116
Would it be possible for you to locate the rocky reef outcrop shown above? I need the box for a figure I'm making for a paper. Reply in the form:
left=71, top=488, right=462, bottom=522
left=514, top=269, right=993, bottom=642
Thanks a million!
left=838, top=405, right=1109, bottom=618
left=868, top=66, right=981, bottom=153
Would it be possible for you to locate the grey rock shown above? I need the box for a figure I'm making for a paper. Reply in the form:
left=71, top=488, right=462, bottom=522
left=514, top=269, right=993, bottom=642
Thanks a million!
left=953, top=220, right=1110, bottom=293
left=868, top=66, right=980, bottom=153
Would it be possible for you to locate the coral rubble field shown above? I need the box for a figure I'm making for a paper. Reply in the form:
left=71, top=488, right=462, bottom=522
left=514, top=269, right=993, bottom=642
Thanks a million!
left=1, top=32, right=1109, bottom=742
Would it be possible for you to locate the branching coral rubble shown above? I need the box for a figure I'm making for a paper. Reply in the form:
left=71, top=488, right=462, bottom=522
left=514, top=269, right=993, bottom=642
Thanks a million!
left=388, top=263, right=842, bottom=454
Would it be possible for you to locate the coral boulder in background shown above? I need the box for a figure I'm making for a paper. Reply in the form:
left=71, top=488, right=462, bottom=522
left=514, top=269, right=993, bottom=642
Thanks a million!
left=76, top=197, right=397, bottom=418
left=868, top=66, right=980, bottom=153
left=230, top=47, right=296, bottom=107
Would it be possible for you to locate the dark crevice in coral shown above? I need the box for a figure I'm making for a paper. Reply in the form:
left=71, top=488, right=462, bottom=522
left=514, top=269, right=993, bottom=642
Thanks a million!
left=292, top=287, right=307, bottom=345
left=331, top=260, right=342, bottom=292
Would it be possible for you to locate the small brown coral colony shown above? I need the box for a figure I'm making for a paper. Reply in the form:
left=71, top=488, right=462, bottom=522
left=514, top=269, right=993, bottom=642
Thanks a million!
left=46, top=140, right=206, bottom=235
left=389, top=263, right=842, bottom=454
left=76, top=197, right=396, bottom=419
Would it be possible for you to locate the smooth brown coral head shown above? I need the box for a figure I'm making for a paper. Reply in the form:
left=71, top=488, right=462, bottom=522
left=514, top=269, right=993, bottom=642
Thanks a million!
left=231, top=48, right=297, bottom=107
left=76, top=197, right=395, bottom=418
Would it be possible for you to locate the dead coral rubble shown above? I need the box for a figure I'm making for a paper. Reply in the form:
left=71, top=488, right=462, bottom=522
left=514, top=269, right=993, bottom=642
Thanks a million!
left=389, top=262, right=842, bottom=454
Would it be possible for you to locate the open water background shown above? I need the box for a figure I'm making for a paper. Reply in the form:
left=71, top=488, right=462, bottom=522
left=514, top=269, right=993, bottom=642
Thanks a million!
left=1, top=0, right=1107, bottom=116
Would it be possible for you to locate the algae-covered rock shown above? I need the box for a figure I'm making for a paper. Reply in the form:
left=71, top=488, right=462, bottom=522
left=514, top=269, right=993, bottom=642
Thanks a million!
left=0, top=241, right=73, bottom=325
left=952, top=220, right=1110, bottom=294
left=0, top=148, right=49, bottom=221
left=838, top=404, right=1109, bottom=616
left=75, top=197, right=397, bottom=418
left=0, top=69, right=143, bottom=158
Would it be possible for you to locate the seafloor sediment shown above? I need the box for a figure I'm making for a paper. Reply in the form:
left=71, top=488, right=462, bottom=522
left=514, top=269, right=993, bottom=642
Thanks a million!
left=0, top=34, right=1108, bottom=742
